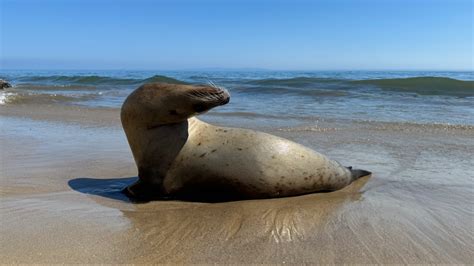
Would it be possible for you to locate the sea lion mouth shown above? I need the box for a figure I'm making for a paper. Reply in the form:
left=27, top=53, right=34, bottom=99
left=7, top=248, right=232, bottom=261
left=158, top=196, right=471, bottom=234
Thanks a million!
left=185, top=82, right=230, bottom=108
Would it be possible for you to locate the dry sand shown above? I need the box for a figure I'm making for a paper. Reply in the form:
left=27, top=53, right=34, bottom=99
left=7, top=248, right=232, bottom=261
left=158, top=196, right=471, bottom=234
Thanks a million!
left=1, top=104, right=473, bottom=263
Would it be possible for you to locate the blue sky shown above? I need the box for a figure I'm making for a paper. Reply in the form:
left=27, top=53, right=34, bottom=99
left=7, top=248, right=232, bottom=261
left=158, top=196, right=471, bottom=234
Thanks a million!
left=0, top=0, right=472, bottom=70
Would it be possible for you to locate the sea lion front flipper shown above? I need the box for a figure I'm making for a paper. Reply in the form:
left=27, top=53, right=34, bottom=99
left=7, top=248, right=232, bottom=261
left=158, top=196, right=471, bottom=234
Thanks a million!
left=122, top=180, right=168, bottom=202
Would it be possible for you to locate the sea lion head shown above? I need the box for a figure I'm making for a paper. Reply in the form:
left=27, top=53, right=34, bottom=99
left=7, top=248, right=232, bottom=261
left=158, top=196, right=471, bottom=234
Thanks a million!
left=121, top=82, right=230, bottom=126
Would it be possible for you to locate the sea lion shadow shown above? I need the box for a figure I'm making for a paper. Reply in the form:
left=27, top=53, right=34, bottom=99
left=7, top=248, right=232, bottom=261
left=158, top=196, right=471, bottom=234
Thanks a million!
left=68, top=177, right=138, bottom=203
left=68, top=176, right=248, bottom=203
left=68, top=176, right=263, bottom=203
left=68, top=175, right=372, bottom=204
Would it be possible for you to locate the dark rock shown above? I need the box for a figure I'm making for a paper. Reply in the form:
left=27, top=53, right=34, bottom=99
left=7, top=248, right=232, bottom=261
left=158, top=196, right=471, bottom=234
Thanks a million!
left=0, top=79, right=12, bottom=89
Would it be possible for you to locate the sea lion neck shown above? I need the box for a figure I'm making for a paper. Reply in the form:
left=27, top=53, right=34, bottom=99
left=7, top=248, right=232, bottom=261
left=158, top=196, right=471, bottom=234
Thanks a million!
left=130, top=119, right=190, bottom=186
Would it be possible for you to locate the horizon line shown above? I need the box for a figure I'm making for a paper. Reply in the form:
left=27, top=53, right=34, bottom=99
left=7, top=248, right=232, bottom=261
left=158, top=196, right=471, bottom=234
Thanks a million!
left=1, top=67, right=473, bottom=72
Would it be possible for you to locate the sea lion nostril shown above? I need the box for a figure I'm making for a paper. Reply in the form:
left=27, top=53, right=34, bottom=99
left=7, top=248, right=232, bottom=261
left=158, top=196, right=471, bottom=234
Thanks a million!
left=222, top=97, right=230, bottom=104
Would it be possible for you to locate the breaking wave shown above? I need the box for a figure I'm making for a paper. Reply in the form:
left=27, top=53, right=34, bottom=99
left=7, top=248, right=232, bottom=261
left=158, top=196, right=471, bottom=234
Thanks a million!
left=13, top=75, right=188, bottom=86
left=248, top=76, right=474, bottom=97
left=350, top=77, right=474, bottom=97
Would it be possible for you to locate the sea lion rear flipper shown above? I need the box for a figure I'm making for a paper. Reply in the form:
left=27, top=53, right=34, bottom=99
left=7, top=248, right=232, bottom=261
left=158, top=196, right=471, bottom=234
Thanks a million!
left=349, top=168, right=372, bottom=181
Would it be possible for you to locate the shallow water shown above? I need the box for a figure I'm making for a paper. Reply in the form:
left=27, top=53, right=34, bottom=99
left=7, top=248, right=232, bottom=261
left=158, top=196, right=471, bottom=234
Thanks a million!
left=1, top=70, right=473, bottom=125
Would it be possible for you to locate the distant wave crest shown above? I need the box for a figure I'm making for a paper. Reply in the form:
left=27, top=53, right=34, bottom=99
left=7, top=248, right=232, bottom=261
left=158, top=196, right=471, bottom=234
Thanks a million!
left=351, top=77, right=474, bottom=97
left=15, top=74, right=188, bottom=86
left=248, top=76, right=473, bottom=97
left=248, top=77, right=344, bottom=86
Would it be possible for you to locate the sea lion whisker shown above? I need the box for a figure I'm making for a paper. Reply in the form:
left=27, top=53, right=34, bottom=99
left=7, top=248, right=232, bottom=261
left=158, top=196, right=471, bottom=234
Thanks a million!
left=191, top=91, right=207, bottom=98
left=208, top=80, right=228, bottom=94
left=206, top=79, right=214, bottom=87
left=208, top=80, right=218, bottom=88
left=220, top=87, right=229, bottom=96
left=188, top=88, right=226, bottom=103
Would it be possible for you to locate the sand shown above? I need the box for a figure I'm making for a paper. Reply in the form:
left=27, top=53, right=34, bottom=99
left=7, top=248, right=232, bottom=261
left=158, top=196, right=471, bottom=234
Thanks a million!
left=1, top=104, right=473, bottom=263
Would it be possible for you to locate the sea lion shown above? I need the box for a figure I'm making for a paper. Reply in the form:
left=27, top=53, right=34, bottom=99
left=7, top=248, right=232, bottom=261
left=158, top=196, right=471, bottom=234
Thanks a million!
left=121, top=83, right=371, bottom=201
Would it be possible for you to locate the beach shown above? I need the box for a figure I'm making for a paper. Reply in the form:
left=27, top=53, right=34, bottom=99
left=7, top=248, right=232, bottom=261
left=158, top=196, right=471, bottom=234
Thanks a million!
left=2, top=105, right=473, bottom=263
left=1, top=71, right=473, bottom=263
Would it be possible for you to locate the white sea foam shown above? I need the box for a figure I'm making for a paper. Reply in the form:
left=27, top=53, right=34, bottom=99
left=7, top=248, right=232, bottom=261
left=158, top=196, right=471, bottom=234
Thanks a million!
left=0, top=91, right=16, bottom=105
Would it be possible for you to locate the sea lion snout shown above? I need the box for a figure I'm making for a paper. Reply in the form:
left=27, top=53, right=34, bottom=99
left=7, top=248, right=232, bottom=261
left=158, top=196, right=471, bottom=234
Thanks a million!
left=121, top=83, right=231, bottom=127
left=221, top=93, right=230, bottom=104
left=188, top=85, right=230, bottom=102
left=186, top=84, right=230, bottom=113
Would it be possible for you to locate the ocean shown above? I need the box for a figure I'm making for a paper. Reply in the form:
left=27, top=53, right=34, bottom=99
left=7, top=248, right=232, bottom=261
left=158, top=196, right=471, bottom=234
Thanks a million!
left=1, top=70, right=473, bottom=125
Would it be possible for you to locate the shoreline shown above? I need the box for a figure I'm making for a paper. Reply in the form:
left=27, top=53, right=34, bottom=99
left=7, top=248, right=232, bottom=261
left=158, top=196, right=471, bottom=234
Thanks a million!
left=2, top=103, right=473, bottom=130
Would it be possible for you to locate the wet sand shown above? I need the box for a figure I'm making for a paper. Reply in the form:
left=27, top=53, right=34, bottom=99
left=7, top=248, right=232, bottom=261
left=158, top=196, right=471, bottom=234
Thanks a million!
left=1, top=104, right=473, bottom=263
